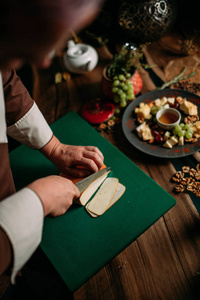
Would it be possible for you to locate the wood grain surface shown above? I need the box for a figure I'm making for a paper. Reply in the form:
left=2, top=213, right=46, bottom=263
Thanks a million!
left=32, top=44, right=200, bottom=300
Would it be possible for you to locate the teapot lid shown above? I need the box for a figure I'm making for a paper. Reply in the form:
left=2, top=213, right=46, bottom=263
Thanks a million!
left=67, top=41, right=89, bottom=58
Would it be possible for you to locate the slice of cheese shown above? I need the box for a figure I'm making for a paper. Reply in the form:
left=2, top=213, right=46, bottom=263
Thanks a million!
left=86, top=182, right=126, bottom=218
left=107, top=183, right=126, bottom=209
left=178, top=136, right=184, bottom=146
left=79, top=171, right=111, bottom=205
left=163, top=136, right=178, bottom=148
left=86, top=178, right=119, bottom=216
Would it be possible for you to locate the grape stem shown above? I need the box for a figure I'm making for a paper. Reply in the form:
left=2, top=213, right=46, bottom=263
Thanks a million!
left=158, top=67, right=196, bottom=90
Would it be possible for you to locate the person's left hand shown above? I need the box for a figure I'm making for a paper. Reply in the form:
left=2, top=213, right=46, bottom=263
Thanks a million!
left=40, top=135, right=104, bottom=177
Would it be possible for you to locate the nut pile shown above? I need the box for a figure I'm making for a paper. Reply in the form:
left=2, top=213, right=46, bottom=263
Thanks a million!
left=171, top=164, right=200, bottom=197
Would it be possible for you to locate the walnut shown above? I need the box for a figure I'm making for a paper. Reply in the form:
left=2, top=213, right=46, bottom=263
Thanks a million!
left=185, top=138, right=193, bottom=143
left=171, top=176, right=180, bottom=183
left=171, top=164, right=200, bottom=196
left=187, top=184, right=195, bottom=192
left=137, top=116, right=145, bottom=123
left=148, top=102, right=154, bottom=108
left=182, top=166, right=190, bottom=173
left=180, top=178, right=187, bottom=185
left=195, top=171, right=200, bottom=181
left=191, top=137, right=198, bottom=143
left=196, top=164, right=200, bottom=171
left=186, top=177, right=195, bottom=184
left=174, top=171, right=184, bottom=179
left=189, top=168, right=197, bottom=177
left=174, top=184, right=185, bottom=193
left=107, top=119, right=115, bottom=127
left=148, top=138, right=155, bottom=144
left=184, top=115, right=199, bottom=124
left=98, top=123, right=107, bottom=130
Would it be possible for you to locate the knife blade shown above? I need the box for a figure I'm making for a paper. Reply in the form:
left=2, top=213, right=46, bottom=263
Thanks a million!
left=75, top=167, right=111, bottom=193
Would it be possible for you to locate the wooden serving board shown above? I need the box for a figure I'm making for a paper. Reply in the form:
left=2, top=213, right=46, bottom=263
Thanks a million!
left=9, top=111, right=176, bottom=291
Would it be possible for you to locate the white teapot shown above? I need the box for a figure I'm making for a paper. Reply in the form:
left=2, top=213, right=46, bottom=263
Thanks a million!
left=63, top=40, right=98, bottom=74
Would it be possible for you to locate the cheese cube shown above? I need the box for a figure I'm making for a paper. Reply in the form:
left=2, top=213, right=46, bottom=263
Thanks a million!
left=163, top=140, right=173, bottom=148
left=163, top=131, right=170, bottom=141
left=163, top=136, right=178, bottom=148
left=179, top=99, right=198, bottom=116
left=163, top=103, right=170, bottom=108
left=154, top=99, right=161, bottom=106
left=178, top=136, right=184, bottom=146
left=170, top=136, right=179, bottom=146
left=167, top=97, right=175, bottom=105
left=160, top=97, right=168, bottom=106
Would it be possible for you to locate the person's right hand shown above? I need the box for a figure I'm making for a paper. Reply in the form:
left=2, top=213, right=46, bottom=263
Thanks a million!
left=27, top=175, right=80, bottom=217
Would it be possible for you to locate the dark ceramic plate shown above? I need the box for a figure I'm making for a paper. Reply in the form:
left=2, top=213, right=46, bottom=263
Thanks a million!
left=122, top=89, right=200, bottom=158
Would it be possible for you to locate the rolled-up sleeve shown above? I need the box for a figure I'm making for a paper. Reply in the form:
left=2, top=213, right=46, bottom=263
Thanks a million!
left=2, top=69, right=53, bottom=149
left=7, top=101, right=53, bottom=149
left=0, top=188, right=44, bottom=284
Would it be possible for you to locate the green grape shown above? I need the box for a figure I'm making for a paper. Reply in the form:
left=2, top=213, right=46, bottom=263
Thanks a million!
left=127, top=93, right=134, bottom=100
left=113, top=80, right=120, bottom=87
left=177, top=130, right=184, bottom=137
left=187, top=129, right=193, bottom=135
left=117, top=88, right=123, bottom=95
left=112, top=87, right=118, bottom=93
left=120, top=92, right=126, bottom=100
left=179, top=123, right=185, bottom=128
left=126, top=73, right=131, bottom=78
left=114, top=95, right=120, bottom=103
left=122, top=84, right=128, bottom=91
left=184, top=124, right=190, bottom=130
left=185, top=131, right=193, bottom=139
left=151, top=106, right=157, bottom=114
left=174, top=124, right=181, bottom=131
left=182, top=130, right=186, bottom=136
left=120, top=100, right=127, bottom=107
left=114, top=108, right=120, bottom=114
left=128, top=83, right=133, bottom=90
left=119, top=74, right=126, bottom=81
left=113, top=76, right=118, bottom=80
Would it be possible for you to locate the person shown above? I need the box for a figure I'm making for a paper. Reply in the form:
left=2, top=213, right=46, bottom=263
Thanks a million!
left=0, top=0, right=104, bottom=298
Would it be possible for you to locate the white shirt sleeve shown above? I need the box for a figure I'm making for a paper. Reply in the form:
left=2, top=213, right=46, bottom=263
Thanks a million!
left=0, top=73, right=8, bottom=143
left=0, top=188, right=44, bottom=284
left=7, top=102, right=53, bottom=149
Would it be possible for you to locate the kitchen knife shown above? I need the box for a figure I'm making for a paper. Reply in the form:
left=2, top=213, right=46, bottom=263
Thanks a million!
left=75, top=167, right=111, bottom=193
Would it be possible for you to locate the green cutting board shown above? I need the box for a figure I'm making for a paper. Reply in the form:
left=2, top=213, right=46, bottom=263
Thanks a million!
left=9, top=111, right=176, bottom=291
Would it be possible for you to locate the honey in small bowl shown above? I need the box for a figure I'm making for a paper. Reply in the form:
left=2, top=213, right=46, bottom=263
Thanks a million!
left=158, top=112, right=179, bottom=124
left=156, top=108, right=181, bottom=130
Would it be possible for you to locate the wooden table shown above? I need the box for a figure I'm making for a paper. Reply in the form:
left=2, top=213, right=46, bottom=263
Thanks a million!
left=32, top=44, right=200, bottom=300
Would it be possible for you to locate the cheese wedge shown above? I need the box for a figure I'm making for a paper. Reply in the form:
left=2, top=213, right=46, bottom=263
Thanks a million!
left=86, top=178, right=119, bottom=216
left=78, top=171, right=110, bottom=205
left=86, top=182, right=126, bottom=217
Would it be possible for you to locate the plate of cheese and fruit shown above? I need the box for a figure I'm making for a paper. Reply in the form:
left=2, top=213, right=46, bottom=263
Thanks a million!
left=122, top=89, right=200, bottom=158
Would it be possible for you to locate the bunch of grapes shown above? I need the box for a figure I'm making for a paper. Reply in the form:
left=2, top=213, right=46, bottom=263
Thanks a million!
left=173, top=123, right=194, bottom=139
left=112, top=73, right=134, bottom=108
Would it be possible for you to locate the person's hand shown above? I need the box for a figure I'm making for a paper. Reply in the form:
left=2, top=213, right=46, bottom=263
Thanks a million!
left=40, top=136, right=104, bottom=177
left=27, top=175, right=80, bottom=217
